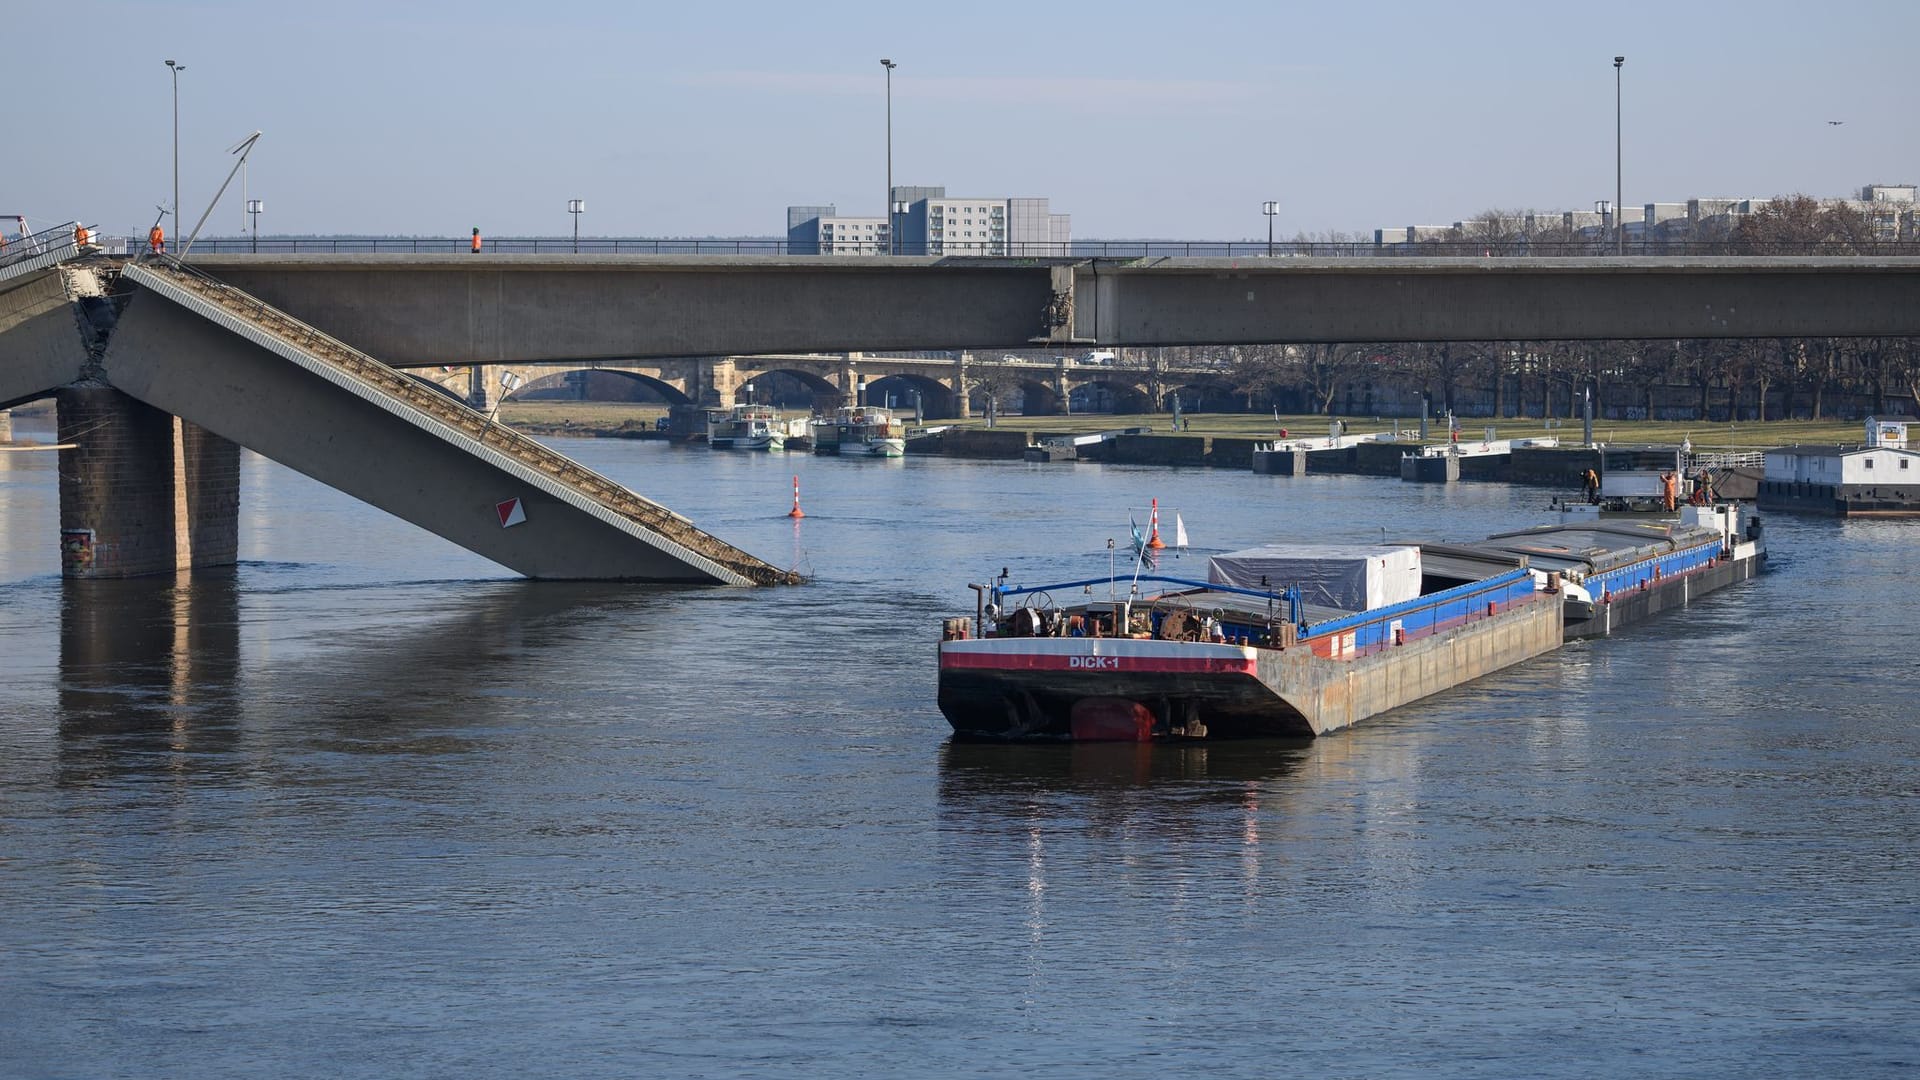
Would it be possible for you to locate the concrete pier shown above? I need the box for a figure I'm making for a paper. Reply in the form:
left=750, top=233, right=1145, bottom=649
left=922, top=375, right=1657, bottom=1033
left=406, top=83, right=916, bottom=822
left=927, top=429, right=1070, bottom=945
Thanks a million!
left=55, top=387, right=240, bottom=577
left=1401, top=453, right=1461, bottom=483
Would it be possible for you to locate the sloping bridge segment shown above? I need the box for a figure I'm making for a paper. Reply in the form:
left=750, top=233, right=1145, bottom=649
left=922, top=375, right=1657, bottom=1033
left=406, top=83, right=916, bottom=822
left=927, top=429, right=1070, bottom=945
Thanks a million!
left=106, top=260, right=789, bottom=584
left=1, top=224, right=98, bottom=410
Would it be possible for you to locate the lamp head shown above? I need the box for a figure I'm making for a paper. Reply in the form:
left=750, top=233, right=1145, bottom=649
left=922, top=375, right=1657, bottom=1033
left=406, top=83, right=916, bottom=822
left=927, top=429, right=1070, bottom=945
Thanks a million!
left=166, top=59, right=175, bottom=67
left=881, top=58, right=895, bottom=69
left=1614, top=55, right=1625, bottom=67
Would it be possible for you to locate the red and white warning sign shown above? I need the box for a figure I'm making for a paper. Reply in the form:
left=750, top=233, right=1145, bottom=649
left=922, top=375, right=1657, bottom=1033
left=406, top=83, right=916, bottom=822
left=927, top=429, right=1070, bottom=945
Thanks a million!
left=496, top=497, right=527, bottom=528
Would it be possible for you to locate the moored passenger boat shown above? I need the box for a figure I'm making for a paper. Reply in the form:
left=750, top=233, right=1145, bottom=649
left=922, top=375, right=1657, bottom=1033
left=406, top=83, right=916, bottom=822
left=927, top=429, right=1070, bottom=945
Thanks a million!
left=937, top=543, right=1562, bottom=741
left=707, top=404, right=786, bottom=451
left=813, top=406, right=906, bottom=457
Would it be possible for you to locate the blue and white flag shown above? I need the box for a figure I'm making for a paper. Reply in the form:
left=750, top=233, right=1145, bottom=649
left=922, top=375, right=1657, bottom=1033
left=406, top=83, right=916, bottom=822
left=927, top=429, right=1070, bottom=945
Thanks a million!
left=1129, top=518, right=1156, bottom=569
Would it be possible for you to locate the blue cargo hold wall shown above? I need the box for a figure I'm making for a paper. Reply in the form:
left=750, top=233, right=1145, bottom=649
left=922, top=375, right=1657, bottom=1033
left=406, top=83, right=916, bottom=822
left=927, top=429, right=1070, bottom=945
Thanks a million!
left=1305, top=568, right=1537, bottom=657
left=1584, top=539, right=1723, bottom=603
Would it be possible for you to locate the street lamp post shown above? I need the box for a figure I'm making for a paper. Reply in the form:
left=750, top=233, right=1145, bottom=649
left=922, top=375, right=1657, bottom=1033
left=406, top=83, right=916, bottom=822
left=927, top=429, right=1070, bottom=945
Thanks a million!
left=1262, top=200, right=1279, bottom=257
left=568, top=198, right=585, bottom=253
left=246, top=199, right=263, bottom=253
left=881, top=58, right=896, bottom=255
left=165, top=59, right=185, bottom=247
left=1613, top=55, right=1625, bottom=256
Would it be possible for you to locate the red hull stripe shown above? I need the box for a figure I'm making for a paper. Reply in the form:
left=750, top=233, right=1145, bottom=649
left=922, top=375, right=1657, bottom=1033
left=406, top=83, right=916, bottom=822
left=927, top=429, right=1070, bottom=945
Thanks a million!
left=940, top=649, right=1257, bottom=675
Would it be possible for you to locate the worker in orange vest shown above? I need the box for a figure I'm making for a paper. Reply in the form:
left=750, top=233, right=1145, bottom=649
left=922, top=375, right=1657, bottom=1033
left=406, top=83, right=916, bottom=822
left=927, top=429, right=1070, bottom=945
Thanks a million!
left=1661, top=471, right=1678, bottom=512
left=74, top=225, right=92, bottom=247
left=471, top=227, right=482, bottom=253
left=149, top=224, right=165, bottom=254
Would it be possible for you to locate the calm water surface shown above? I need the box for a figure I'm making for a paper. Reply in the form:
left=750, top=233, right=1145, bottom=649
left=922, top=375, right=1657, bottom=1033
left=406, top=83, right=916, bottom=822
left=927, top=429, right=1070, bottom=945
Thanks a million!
left=2, top=417, right=1916, bottom=1078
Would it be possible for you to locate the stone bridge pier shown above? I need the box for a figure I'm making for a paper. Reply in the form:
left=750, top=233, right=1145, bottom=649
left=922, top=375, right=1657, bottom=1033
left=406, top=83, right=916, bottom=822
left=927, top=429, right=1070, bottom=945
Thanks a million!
left=55, top=387, right=241, bottom=577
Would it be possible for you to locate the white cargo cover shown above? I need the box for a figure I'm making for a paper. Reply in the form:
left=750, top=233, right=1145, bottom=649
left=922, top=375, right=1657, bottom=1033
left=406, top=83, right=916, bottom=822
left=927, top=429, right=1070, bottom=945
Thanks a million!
left=1206, top=545, right=1422, bottom=612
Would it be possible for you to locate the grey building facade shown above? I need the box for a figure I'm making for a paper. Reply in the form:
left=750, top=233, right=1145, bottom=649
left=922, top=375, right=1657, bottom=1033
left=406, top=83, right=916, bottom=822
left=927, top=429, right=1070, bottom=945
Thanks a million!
left=790, top=186, right=1070, bottom=256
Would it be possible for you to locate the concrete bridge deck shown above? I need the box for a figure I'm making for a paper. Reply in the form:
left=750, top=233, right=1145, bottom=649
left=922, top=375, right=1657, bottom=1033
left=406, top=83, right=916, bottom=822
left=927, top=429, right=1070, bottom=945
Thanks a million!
left=170, top=253, right=1920, bottom=366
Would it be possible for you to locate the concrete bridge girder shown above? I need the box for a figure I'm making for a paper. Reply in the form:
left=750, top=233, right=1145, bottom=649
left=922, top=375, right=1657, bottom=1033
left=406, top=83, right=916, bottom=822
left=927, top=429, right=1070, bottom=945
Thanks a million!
left=177, top=255, right=1920, bottom=366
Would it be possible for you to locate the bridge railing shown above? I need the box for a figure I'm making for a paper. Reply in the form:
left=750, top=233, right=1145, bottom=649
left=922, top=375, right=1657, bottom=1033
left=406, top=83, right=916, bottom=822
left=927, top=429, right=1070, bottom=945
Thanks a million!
left=132, top=256, right=792, bottom=585
left=1689, top=450, right=1767, bottom=470
left=0, top=221, right=84, bottom=269
left=155, top=237, right=1920, bottom=258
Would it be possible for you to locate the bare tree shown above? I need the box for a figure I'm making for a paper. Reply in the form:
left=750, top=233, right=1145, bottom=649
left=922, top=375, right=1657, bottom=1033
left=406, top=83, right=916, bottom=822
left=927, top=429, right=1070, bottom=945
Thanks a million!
left=1731, top=195, right=1876, bottom=254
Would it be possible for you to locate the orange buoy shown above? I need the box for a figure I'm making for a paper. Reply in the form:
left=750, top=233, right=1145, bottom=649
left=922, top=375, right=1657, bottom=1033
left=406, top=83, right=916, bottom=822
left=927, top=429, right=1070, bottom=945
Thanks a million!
left=787, top=475, right=804, bottom=518
left=1147, top=497, right=1166, bottom=549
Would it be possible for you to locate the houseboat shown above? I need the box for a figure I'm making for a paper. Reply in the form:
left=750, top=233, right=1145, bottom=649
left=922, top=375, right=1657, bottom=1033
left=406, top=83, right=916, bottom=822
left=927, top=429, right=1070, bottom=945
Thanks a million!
left=1757, top=421, right=1920, bottom=516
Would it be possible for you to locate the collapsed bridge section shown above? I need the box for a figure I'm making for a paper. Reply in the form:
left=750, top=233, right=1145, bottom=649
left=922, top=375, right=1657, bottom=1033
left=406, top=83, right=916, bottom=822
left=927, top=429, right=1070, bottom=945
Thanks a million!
left=102, top=260, right=790, bottom=584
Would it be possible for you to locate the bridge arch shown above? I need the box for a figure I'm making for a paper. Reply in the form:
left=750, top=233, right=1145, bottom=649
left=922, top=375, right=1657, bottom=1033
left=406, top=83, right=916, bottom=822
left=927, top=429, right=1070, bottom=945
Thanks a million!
left=863, top=372, right=957, bottom=419
left=1067, top=377, right=1151, bottom=415
left=1163, top=378, right=1239, bottom=412
left=512, top=367, right=696, bottom=406
left=408, top=371, right=470, bottom=403
left=730, top=365, right=841, bottom=411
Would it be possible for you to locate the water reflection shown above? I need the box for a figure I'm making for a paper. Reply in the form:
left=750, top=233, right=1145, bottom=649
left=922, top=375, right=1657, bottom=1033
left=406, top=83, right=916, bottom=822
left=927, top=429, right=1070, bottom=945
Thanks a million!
left=54, top=574, right=678, bottom=784
left=59, top=571, right=242, bottom=736
left=937, top=739, right=1316, bottom=917
left=937, top=738, right=1311, bottom=799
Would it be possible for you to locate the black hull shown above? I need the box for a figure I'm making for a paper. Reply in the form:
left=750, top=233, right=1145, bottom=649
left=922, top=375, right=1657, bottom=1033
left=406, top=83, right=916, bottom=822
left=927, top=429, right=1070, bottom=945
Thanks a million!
left=938, top=668, right=1312, bottom=741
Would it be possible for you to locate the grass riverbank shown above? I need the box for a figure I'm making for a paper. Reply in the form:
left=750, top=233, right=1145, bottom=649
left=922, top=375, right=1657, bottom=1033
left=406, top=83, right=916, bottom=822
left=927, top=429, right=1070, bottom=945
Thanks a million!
left=497, top=400, right=1870, bottom=451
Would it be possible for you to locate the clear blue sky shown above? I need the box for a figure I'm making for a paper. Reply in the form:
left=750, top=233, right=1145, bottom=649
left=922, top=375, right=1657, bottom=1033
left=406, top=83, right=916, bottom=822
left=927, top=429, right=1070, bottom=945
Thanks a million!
left=13, top=0, right=1916, bottom=240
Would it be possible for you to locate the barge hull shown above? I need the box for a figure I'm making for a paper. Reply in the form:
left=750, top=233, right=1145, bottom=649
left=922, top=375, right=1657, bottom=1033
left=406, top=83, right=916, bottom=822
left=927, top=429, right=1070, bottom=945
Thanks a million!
left=1564, top=546, right=1764, bottom=639
left=939, top=593, right=1562, bottom=740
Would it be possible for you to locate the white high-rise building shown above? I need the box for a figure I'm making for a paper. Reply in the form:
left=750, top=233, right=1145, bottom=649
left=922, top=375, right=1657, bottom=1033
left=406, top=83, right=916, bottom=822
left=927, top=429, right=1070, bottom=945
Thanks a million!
left=897, top=194, right=1069, bottom=255
left=788, top=187, right=1070, bottom=256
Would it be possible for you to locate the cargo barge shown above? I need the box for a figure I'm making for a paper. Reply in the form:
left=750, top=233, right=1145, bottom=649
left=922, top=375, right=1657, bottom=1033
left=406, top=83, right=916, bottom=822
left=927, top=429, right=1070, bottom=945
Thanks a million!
left=1425, top=504, right=1766, bottom=639
left=937, top=504, right=1766, bottom=741
left=937, top=544, right=1563, bottom=741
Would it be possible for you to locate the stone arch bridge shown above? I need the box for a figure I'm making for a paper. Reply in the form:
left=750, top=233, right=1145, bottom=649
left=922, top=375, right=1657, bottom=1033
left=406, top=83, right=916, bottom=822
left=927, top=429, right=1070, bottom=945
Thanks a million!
left=415, top=352, right=1231, bottom=420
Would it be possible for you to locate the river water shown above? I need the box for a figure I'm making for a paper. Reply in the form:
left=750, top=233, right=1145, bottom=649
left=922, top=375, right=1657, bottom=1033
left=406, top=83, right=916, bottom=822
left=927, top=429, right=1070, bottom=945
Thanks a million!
left=2, top=416, right=1916, bottom=1078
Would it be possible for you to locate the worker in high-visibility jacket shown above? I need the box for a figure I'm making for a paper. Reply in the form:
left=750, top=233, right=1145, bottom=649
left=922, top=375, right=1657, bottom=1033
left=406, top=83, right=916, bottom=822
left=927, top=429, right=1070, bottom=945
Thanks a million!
left=74, top=225, right=92, bottom=248
left=149, top=225, right=165, bottom=254
left=471, top=227, right=482, bottom=253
